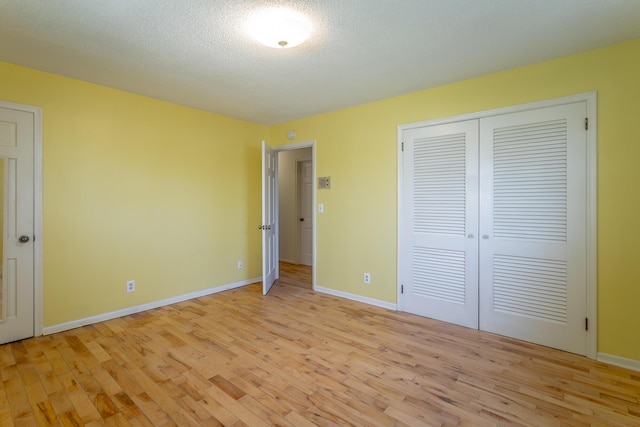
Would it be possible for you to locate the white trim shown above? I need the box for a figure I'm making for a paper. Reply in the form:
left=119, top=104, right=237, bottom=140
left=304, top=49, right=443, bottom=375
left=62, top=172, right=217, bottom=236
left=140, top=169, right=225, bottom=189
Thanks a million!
left=273, top=140, right=317, bottom=291
left=315, top=286, right=397, bottom=311
left=398, top=92, right=598, bottom=358
left=398, top=92, right=598, bottom=131
left=276, top=140, right=315, bottom=152
left=598, top=353, right=640, bottom=373
left=34, top=106, right=43, bottom=337
left=585, top=92, right=598, bottom=359
left=42, top=277, right=260, bottom=335
left=0, top=100, right=43, bottom=337
left=397, top=124, right=405, bottom=311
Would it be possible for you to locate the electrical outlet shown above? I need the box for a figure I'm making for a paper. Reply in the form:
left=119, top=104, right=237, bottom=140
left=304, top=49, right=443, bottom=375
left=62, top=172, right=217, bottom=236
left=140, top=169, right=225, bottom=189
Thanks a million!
left=126, top=280, right=135, bottom=293
left=364, top=273, right=371, bottom=284
left=237, top=260, right=243, bottom=269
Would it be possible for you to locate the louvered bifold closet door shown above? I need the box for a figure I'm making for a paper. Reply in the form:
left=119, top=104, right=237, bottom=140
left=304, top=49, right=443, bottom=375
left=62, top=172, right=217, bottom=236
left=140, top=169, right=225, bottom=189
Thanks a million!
left=478, top=102, right=588, bottom=355
left=402, top=120, right=479, bottom=328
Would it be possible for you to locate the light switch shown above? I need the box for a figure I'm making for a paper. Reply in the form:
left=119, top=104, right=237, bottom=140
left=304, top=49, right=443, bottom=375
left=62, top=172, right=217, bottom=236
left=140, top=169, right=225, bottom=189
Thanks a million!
left=318, top=203, right=324, bottom=213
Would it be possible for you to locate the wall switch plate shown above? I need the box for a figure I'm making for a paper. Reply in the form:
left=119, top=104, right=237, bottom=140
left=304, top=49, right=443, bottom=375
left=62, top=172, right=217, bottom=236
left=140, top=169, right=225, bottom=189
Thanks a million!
left=318, top=203, right=324, bottom=213
left=318, top=177, right=331, bottom=189
left=364, top=273, right=371, bottom=284
left=237, top=260, right=243, bottom=269
left=126, top=280, right=135, bottom=293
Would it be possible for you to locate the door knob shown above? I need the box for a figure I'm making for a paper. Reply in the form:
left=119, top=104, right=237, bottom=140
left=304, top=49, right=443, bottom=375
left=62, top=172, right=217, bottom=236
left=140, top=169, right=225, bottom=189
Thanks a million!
left=299, top=218, right=304, bottom=222
left=19, top=235, right=30, bottom=243
left=467, top=234, right=474, bottom=239
left=482, top=235, right=490, bottom=239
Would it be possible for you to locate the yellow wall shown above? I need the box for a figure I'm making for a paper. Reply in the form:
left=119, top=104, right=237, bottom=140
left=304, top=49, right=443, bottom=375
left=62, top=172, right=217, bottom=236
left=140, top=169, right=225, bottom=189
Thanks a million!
left=0, top=61, right=266, bottom=326
left=2, top=37, right=640, bottom=362
left=269, top=38, right=640, bottom=361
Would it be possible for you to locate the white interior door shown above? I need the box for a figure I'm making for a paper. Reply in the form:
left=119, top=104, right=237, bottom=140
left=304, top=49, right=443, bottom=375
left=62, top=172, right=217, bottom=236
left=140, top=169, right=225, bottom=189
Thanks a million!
left=402, top=120, right=480, bottom=329
left=479, top=102, right=587, bottom=355
left=262, top=141, right=278, bottom=295
left=299, top=160, right=313, bottom=266
left=0, top=106, right=35, bottom=344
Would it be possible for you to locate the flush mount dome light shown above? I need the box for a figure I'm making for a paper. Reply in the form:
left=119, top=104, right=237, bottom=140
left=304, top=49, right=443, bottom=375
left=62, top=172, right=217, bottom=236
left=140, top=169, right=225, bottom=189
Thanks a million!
left=245, top=8, right=312, bottom=48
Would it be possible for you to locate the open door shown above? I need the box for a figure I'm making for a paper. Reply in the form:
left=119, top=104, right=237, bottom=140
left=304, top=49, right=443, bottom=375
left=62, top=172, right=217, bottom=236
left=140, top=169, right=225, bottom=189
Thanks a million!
left=261, top=141, right=278, bottom=294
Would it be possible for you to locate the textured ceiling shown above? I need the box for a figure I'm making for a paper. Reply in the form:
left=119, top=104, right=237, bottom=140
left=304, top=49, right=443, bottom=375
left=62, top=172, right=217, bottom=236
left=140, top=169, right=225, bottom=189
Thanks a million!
left=1, top=1, right=640, bottom=125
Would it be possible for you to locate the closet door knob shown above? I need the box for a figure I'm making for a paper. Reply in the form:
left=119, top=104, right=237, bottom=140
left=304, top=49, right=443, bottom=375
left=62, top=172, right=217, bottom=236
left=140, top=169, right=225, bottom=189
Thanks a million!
left=482, top=235, right=490, bottom=239
left=467, top=234, right=474, bottom=239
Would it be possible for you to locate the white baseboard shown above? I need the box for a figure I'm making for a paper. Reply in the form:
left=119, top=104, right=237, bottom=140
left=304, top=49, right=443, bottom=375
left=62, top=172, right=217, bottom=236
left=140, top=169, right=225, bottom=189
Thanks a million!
left=42, top=277, right=261, bottom=335
left=314, top=286, right=397, bottom=311
left=597, top=352, right=640, bottom=372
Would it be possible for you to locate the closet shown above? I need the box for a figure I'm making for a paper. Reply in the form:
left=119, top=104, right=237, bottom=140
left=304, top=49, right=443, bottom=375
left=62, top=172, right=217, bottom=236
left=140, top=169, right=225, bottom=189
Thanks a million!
left=399, top=96, right=595, bottom=356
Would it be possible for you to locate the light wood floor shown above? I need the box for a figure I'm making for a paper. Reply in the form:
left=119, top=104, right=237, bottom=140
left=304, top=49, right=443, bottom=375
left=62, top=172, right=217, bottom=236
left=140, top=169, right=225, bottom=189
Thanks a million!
left=1, top=263, right=639, bottom=426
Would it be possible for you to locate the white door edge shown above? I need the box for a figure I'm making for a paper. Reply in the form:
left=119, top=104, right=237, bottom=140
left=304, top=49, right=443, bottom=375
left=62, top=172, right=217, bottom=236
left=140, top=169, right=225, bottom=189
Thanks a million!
left=274, top=140, right=317, bottom=291
left=0, top=100, right=43, bottom=337
left=397, top=92, right=597, bottom=359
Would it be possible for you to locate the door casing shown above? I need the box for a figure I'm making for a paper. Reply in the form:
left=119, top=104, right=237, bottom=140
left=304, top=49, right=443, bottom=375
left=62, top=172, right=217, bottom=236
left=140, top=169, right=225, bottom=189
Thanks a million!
left=264, top=140, right=317, bottom=290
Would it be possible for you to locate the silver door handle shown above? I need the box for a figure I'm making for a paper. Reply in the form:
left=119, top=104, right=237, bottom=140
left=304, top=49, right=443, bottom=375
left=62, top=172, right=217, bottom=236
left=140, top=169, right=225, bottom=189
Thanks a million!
left=19, top=235, right=30, bottom=243
left=482, top=235, right=489, bottom=239
left=467, top=234, right=474, bottom=239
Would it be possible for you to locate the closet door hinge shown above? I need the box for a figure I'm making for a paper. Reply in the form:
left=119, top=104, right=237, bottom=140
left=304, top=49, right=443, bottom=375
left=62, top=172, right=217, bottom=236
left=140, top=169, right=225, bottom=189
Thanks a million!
left=401, top=284, right=404, bottom=294
left=401, top=142, right=404, bottom=151
left=585, top=117, right=589, bottom=130
left=585, top=318, right=589, bottom=331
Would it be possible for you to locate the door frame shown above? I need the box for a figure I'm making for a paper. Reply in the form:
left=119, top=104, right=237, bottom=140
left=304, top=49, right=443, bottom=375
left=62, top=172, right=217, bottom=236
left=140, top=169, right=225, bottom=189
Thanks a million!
left=273, top=140, right=317, bottom=290
left=0, top=100, right=43, bottom=337
left=397, top=92, right=597, bottom=359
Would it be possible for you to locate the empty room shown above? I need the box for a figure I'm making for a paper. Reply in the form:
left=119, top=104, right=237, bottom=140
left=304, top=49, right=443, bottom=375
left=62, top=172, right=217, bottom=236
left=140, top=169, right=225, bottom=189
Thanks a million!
left=1, top=1, right=640, bottom=425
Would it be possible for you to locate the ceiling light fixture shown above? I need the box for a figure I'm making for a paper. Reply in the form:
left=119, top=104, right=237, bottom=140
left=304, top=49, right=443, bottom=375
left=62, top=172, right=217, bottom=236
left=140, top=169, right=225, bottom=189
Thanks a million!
left=245, top=8, right=312, bottom=49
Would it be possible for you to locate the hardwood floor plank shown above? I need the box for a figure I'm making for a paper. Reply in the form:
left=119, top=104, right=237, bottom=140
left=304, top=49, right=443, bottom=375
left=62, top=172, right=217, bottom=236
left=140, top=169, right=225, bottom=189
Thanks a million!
left=203, top=384, right=268, bottom=427
left=129, top=392, right=170, bottom=426
left=110, top=391, right=141, bottom=421
left=7, top=389, right=38, bottom=426
left=2, top=262, right=640, bottom=425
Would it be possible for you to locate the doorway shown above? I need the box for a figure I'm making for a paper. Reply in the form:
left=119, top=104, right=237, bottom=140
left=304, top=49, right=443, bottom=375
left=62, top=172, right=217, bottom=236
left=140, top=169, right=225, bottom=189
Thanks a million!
left=276, top=144, right=314, bottom=287
left=261, top=140, right=316, bottom=293
left=277, top=147, right=312, bottom=265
